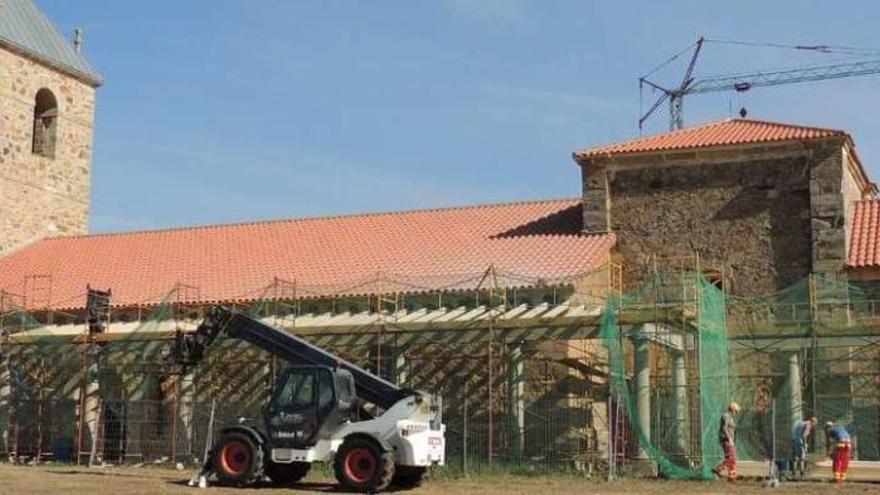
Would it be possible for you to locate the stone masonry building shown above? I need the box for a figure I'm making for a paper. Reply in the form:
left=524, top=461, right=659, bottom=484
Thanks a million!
left=0, top=0, right=102, bottom=255
left=574, top=119, right=877, bottom=295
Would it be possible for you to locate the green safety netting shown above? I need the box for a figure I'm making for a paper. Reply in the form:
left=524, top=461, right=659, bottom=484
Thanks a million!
left=601, top=272, right=728, bottom=479
left=601, top=271, right=880, bottom=479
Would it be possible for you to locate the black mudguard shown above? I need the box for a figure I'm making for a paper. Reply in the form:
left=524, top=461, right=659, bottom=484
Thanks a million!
left=220, top=424, right=269, bottom=447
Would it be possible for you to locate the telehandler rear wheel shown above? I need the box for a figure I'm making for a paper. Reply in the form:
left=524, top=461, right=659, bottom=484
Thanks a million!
left=334, top=437, right=395, bottom=492
left=212, top=431, right=263, bottom=486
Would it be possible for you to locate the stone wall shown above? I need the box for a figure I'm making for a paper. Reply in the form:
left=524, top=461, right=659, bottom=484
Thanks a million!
left=809, top=145, right=848, bottom=274
left=607, top=155, right=813, bottom=295
left=581, top=164, right=611, bottom=233
left=0, top=46, right=95, bottom=254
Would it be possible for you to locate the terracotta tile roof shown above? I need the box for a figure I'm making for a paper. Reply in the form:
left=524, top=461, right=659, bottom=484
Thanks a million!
left=573, top=118, right=849, bottom=159
left=849, top=199, right=880, bottom=267
left=0, top=199, right=615, bottom=310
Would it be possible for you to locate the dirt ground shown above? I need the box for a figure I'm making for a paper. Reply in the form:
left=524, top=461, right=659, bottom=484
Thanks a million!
left=0, top=465, right=877, bottom=495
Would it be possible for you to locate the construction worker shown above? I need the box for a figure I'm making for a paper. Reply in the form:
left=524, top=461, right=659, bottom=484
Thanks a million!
left=825, top=422, right=852, bottom=485
left=713, top=402, right=740, bottom=483
left=792, top=417, right=817, bottom=479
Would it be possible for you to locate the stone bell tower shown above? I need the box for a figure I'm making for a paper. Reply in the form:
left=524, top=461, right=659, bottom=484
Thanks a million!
left=0, top=0, right=102, bottom=254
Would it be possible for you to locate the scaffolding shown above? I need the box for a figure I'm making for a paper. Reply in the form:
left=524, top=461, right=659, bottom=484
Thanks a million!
left=0, top=259, right=877, bottom=477
left=0, top=264, right=617, bottom=470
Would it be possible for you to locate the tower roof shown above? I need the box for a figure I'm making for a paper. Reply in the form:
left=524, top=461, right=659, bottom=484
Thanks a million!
left=0, top=0, right=102, bottom=86
left=572, top=118, right=875, bottom=194
left=573, top=119, right=849, bottom=160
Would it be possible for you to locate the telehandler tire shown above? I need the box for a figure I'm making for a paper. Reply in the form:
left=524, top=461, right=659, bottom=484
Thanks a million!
left=334, top=437, right=395, bottom=492
left=212, top=431, right=264, bottom=486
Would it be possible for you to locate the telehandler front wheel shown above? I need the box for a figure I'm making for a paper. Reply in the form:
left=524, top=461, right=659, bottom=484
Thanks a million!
left=212, top=431, right=264, bottom=486
left=334, top=437, right=395, bottom=492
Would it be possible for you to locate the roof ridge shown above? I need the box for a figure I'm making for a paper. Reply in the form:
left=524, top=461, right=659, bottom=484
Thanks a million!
left=728, top=117, right=849, bottom=135
left=573, top=118, right=730, bottom=157
left=574, top=117, right=851, bottom=159
left=40, top=196, right=582, bottom=241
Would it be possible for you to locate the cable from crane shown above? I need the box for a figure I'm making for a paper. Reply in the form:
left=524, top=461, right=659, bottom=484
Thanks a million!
left=704, top=38, right=880, bottom=57
left=641, top=39, right=701, bottom=79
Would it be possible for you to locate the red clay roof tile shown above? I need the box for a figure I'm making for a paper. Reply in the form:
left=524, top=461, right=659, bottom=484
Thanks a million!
left=849, top=199, right=880, bottom=268
left=573, top=118, right=848, bottom=159
left=0, top=198, right=615, bottom=310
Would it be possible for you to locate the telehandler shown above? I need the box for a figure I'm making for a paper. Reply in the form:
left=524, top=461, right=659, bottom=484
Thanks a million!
left=174, top=306, right=445, bottom=492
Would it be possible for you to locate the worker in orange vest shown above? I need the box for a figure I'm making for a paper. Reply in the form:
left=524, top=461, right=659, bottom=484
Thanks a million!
left=713, top=402, right=740, bottom=483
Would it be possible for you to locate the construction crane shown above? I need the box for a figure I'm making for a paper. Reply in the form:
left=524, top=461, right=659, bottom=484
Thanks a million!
left=639, top=37, right=880, bottom=131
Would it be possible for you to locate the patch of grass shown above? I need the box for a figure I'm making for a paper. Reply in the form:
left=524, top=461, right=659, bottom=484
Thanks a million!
left=304, top=456, right=601, bottom=484
left=309, top=461, right=335, bottom=479
left=431, top=460, right=600, bottom=481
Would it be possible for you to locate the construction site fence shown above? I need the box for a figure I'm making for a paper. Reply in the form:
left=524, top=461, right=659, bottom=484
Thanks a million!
left=0, top=352, right=607, bottom=473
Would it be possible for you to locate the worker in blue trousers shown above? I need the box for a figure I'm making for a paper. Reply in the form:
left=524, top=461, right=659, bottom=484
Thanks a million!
left=791, top=417, right=816, bottom=480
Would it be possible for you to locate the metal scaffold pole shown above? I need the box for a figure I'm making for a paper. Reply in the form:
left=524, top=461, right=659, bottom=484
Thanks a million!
left=462, top=379, right=468, bottom=475
left=487, top=266, right=495, bottom=465
left=809, top=274, right=818, bottom=434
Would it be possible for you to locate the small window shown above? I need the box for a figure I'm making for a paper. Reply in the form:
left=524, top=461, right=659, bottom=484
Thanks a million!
left=317, top=369, right=335, bottom=413
left=337, top=372, right=356, bottom=404
left=32, top=88, right=58, bottom=159
left=277, top=372, right=316, bottom=409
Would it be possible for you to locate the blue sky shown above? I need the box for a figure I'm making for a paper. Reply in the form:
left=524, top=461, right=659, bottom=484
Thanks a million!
left=41, top=1, right=880, bottom=233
